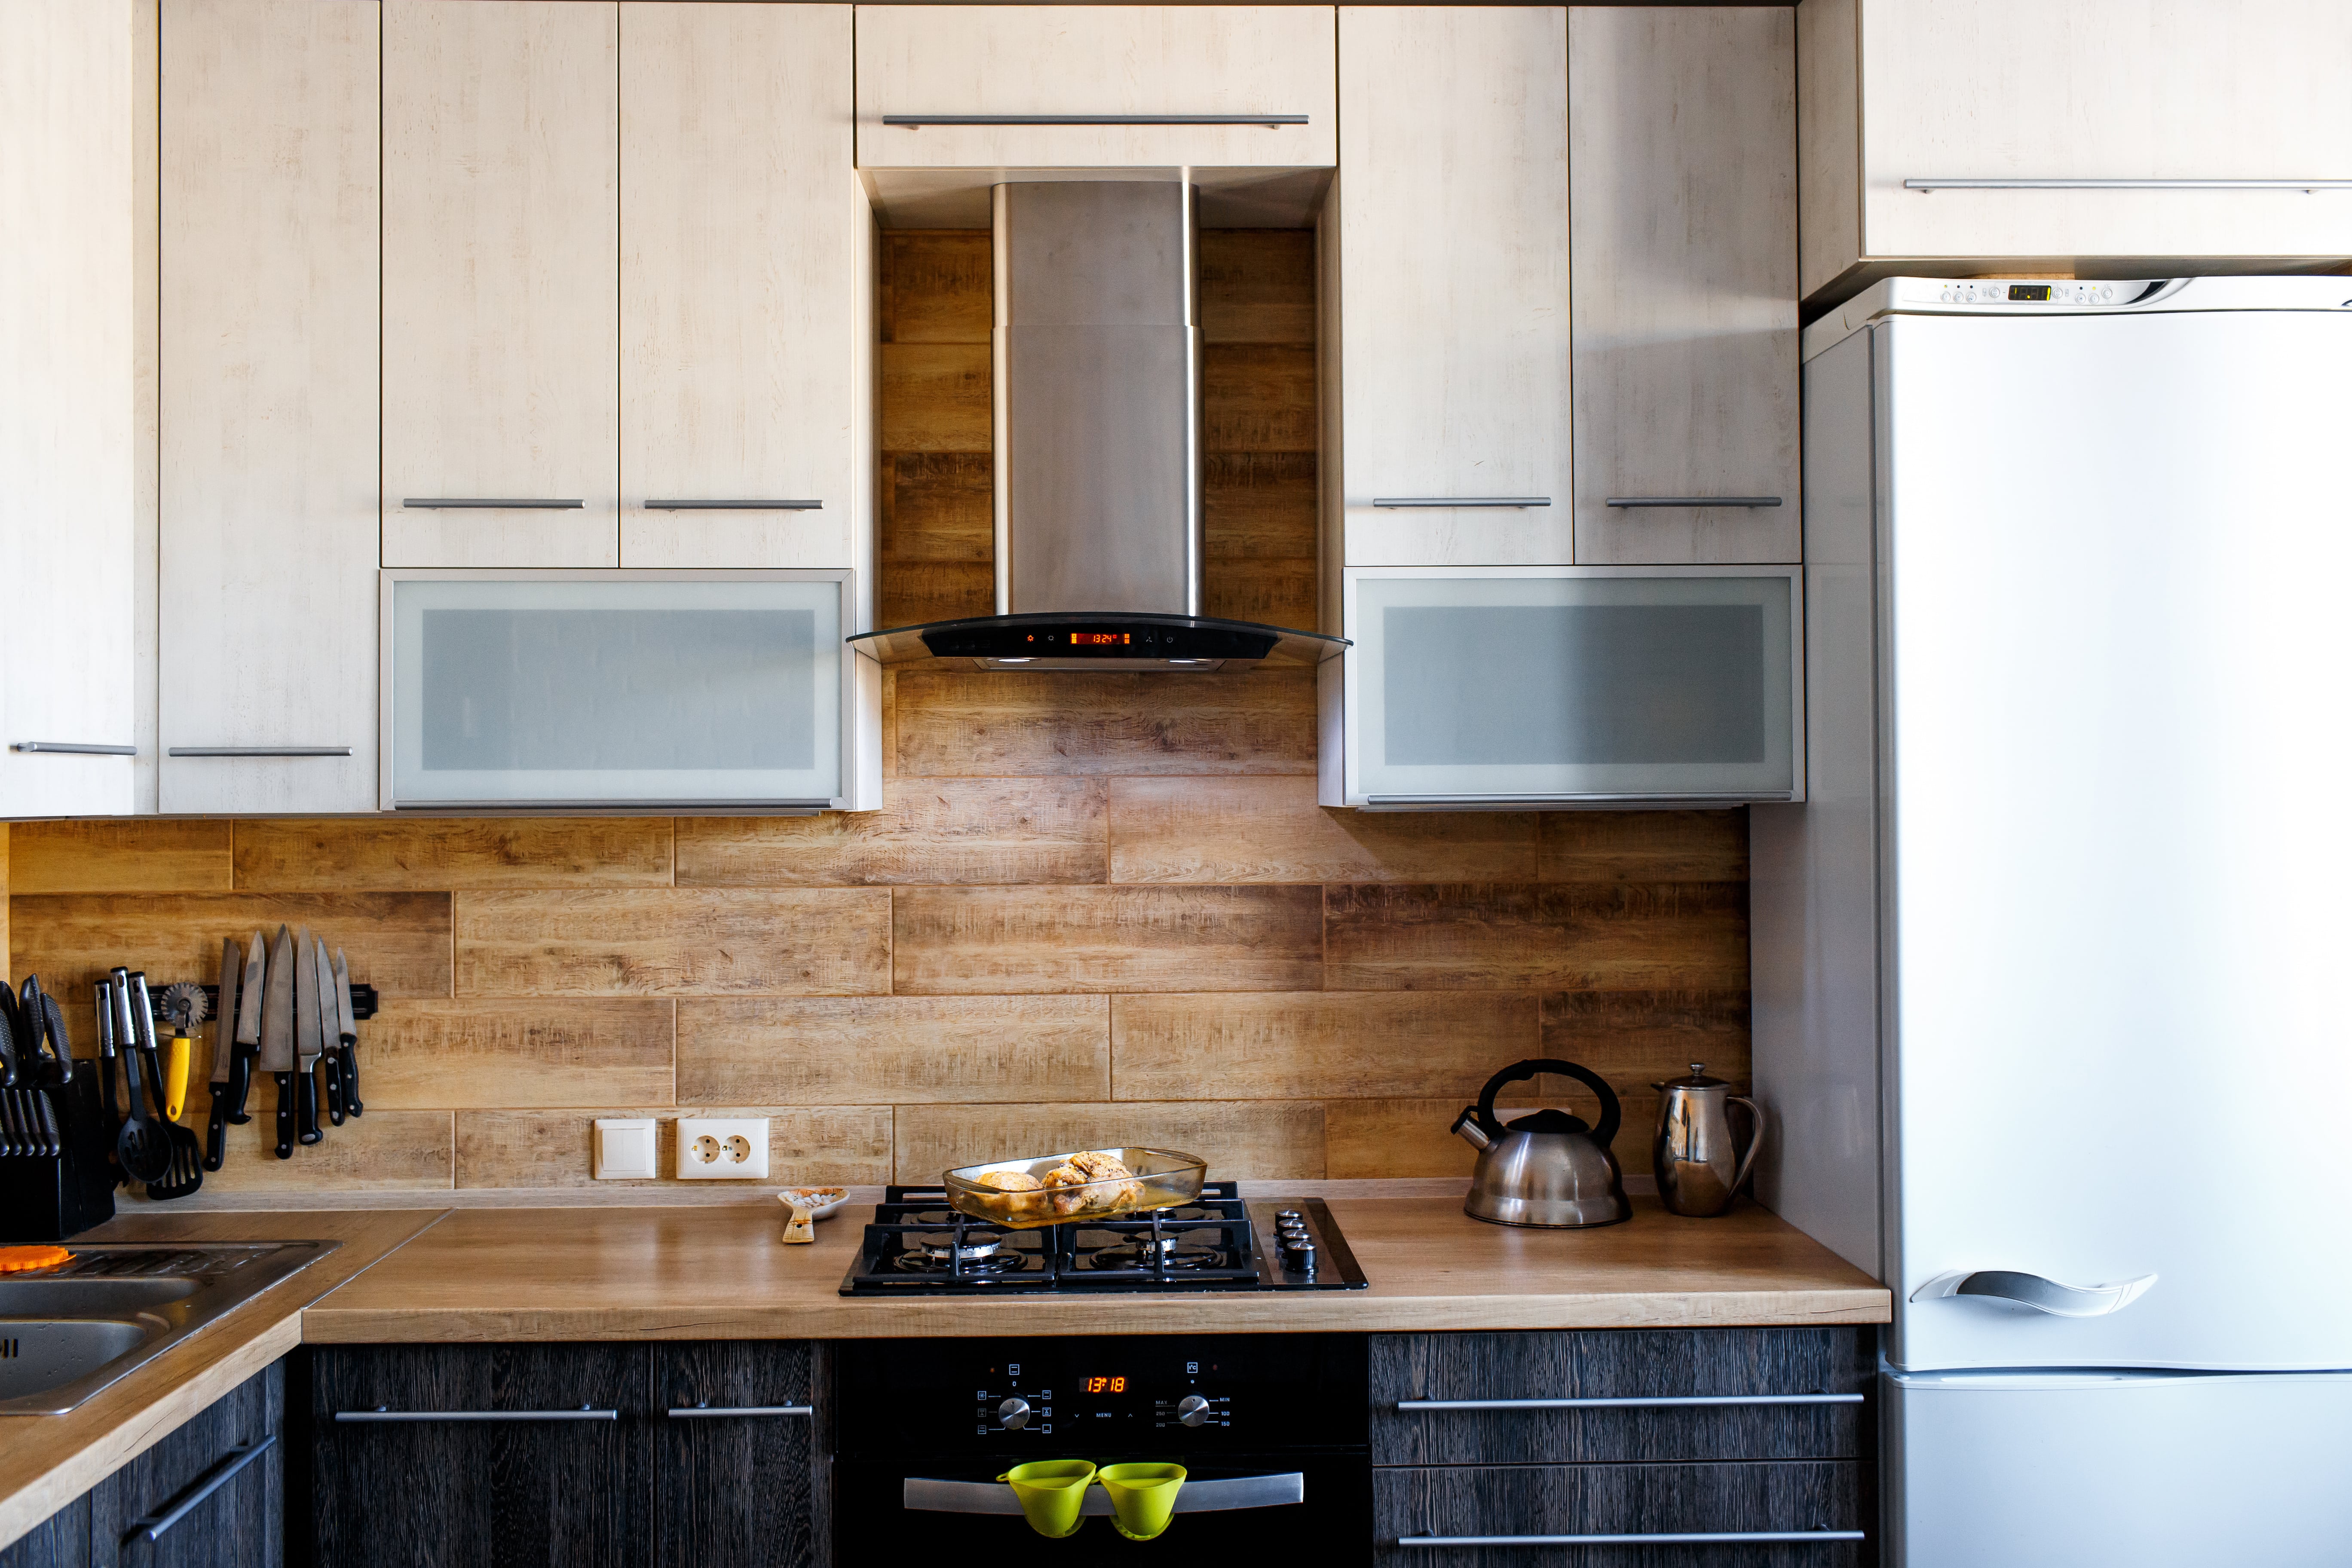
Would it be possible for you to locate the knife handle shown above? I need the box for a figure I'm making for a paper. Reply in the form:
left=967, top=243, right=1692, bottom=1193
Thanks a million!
left=339, top=1042, right=363, bottom=1117
left=225, top=1049, right=253, bottom=1125
left=296, top=1068, right=321, bottom=1145
left=322, top=1050, right=346, bottom=1127
left=274, top=1072, right=295, bottom=1159
left=205, top=1089, right=229, bottom=1171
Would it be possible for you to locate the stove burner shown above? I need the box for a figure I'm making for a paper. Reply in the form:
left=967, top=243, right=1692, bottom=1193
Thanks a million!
left=1087, top=1234, right=1226, bottom=1272
left=891, top=1233, right=1022, bottom=1275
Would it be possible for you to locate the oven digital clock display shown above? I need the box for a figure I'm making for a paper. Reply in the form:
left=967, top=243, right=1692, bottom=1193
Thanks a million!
left=1067, top=633, right=1130, bottom=646
left=1082, top=1376, right=1128, bottom=1393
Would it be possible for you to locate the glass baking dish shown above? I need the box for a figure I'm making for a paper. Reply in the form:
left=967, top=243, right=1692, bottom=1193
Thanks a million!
left=942, top=1148, right=1207, bottom=1229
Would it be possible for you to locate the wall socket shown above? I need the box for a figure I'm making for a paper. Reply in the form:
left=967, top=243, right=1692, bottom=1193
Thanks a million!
left=674, top=1117, right=769, bottom=1180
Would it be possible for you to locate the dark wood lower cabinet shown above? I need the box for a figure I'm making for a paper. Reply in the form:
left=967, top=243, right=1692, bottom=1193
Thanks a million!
left=654, top=1342, right=824, bottom=1568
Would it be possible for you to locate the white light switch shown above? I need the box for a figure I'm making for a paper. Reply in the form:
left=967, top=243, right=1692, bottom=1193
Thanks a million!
left=594, top=1118, right=658, bottom=1180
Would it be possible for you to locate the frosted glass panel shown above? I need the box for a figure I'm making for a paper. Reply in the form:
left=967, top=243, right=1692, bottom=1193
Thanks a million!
left=392, top=576, right=843, bottom=805
left=1352, top=571, right=1796, bottom=800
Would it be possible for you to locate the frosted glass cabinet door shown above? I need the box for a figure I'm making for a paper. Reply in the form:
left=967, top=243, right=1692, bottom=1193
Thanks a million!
left=383, top=572, right=851, bottom=809
left=1331, top=567, right=1802, bottom=807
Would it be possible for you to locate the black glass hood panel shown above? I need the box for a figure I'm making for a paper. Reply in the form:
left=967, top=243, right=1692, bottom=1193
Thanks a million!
left=848, top=612, right=1346, bottom=671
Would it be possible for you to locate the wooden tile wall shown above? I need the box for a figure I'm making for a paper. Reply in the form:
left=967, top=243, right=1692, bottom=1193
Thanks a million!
left=1, top=233, right=1750, bottom=1193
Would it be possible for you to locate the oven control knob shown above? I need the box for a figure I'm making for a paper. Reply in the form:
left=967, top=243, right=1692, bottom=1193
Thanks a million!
left=998, top=1397, right=1032, bottom=1430
left=1176, top=1394, right=1212, bottom=1427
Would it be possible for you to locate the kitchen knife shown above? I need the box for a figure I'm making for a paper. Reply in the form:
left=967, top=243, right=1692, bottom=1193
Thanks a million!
left=230, top=930, right=267, bottom=1124
left=205, top=937, right=240, bottom=1170
left=262, top=925, right=297, bottom=1159
left=292, top=926, right=322, bottom=1145
left=332, top=948, right=363, bottom=1118
left=313, top=935, right=344, bottom=1127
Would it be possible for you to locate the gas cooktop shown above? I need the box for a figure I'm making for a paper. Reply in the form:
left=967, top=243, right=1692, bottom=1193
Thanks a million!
left=839, top=1183, right=1369, bottom=1295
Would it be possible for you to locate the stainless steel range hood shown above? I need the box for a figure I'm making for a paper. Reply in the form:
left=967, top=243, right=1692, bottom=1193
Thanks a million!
left=849, top=181, right=1343, bottom=673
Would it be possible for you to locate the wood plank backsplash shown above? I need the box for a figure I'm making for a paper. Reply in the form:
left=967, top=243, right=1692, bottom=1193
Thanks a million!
left=2, top=233, right=1750, bottom=1194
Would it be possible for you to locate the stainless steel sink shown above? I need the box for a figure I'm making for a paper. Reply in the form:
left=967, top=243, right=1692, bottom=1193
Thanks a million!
left=0, top=1242, right=339, bottom=1415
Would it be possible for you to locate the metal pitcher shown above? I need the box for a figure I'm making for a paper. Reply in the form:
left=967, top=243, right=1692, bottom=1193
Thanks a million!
left=1649, top=1064, right=1764, bottom=1217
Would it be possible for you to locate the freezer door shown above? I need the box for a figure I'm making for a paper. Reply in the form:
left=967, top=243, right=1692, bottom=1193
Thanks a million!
left=1890, top=1369, right=2352, bottom=1568
left=1883, top=309, right=2352, bottom=1370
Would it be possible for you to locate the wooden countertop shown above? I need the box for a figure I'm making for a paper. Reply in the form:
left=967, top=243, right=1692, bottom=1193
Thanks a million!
left=300, top=1196, right=1890, bottom=1342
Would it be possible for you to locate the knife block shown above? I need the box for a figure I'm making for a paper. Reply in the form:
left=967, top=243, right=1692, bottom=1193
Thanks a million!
left=0, top=1063, right=117, bottom=1242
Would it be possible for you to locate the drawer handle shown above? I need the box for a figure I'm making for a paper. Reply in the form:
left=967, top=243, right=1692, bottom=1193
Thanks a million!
left=335, top=1407, right=618, bottom=1422
left=884, top=112, right=1307, bottom=128
left=399, top=497, right=585, bottom=509
left=1396, top=1394, right=1863, bottom=1411
left=1605, top=496, right=1782, bottom=508
left=10, top=741, right=137, bottom=756
left=1399, top=1530, right=1867, bottom=1546
left=1365, top=793, right=1791, bottom=807
left=1905, top=177, right=2352, bottom=193
left=168, top=746, right=352, bottom=758
left=666, top=1404, right=813, bottom=1418
left=1910, top=1268, right=2156, bottom=1317
left=642, top=499, right=823, bottom=511
left=1372, top=496, right=1550, bottom=508
left=126, top=1433, right=275, bottom=1543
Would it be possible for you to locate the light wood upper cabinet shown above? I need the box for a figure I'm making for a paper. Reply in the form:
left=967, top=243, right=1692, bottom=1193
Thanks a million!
left=381, top=0, right=620, bottom=569
left=855, top=6, right=1336, bottom=172
left=1802, top=0, right=2352, bottom=302
left=159, top=0, right=380, bottom=813
left=619, top=2, right=870, bottom=587
left=1333, top=6, right=1572, bottom=567
left=1569, top=6, right=1800, bottom=566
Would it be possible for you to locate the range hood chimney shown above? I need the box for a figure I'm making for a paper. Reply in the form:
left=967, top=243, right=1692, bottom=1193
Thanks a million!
left=851, top=181, right=1343, bottom=673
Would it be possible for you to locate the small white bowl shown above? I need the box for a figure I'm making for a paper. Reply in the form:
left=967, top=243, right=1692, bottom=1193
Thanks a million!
left=778, top=1187, right=850, bottom=1221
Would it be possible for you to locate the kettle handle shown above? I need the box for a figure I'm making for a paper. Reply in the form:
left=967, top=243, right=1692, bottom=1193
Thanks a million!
left=1728, top=1096, right=1767, bottom=1196
left=1473, top=1058, right=1620, bottom=1148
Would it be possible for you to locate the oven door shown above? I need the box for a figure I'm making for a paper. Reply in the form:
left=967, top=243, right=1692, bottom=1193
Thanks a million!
left=838, top=1452, right=1372, bottom=1565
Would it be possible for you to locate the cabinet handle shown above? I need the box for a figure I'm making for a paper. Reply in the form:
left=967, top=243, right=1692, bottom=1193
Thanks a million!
left=1399, top=1531, right=1867, bottom=1546
left=10, top=741, right=136, bottom=755
left=1906, top=177, right=2352, bottom=192
left=126, top=1434, right=275, bottom=1543
left=642, top=499, right=823, bottom=511
left=666, top=1404, right=813, bottom=1418
left=168, top=746, right=352, bottom=758
left=335, top=1407, right=618, bottom=1422
left=1371, top=497, right=1550, bottom=508
left=1396, top=1394, right=1863, bottom=1411
left=1605, top=496, right=1782, bottom=508
left=399, top=498, right=585, bottom=509
left=1910, top=1268, right=2157, bottom=1317
left=883, top=112, right=1307, bottom=128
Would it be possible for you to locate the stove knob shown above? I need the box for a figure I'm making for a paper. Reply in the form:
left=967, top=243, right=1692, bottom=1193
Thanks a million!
left=1177, top=1394, right=1212, bottom=1427
left=998, top=1397, right=1032, bottom=1430
left=1285, top=1240, right=1317, bottom=1274
left=1275, top=1210, right=1303, bottom=1223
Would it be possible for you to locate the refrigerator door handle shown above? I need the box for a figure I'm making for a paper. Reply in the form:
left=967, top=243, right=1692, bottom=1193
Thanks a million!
left=1910, top=1269, right=2158, bottom=1317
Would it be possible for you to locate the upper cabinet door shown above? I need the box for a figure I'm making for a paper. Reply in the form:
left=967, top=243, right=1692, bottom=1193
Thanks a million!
left=620, top=3, right=867, bottom=580
left=856, top=6, right=1336, bottom=171
left=1803, top=0, right=2352, bottom=302
left=1335, top=6, right=1572, bottom=567
left=382, top=0, right=620, bottom=569
left=159, top=0, right=381, bottom=814
left=1569, top=7, right=1800, bottom=566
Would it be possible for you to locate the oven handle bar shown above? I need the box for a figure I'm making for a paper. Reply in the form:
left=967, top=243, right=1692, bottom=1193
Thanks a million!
left=903, top=1473, right=1305, bottom=1515
left=1396, top=1393, right=1865, bottom=1411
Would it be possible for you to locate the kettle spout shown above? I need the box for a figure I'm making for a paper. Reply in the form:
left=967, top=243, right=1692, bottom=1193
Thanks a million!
left=1449, top=1105, right=1492, bottom=1152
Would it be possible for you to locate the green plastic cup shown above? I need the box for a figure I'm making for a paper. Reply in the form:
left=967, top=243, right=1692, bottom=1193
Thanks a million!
left=1096, top=1462, right=1188, bottom=1541
left=998, top=1460, right=1097, bottom=1539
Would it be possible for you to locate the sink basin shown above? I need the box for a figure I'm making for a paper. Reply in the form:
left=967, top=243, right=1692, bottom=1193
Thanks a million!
left=0, top=1242, right=340, bottom=1415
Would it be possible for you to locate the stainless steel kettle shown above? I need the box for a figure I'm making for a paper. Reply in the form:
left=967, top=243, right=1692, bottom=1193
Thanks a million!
left=1450, top=1058, right=1629, bottom=1228
left=1649, top=1063, right=1764, bottom=1217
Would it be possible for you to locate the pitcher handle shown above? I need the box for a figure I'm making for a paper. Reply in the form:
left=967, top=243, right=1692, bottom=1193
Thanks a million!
left=1727, top=1096, right=1766, bottom=1196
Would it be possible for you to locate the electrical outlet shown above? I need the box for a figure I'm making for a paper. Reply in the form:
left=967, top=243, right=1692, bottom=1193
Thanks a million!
left=674, top=1117, right=769, bottom=1180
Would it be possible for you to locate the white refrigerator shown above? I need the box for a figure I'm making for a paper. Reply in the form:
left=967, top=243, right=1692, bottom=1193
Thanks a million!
left=1755, top=276, right=2352, bottom=1566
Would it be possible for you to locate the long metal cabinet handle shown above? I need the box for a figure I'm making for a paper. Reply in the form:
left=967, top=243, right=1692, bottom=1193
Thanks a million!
left=1399, top=1531, right=1867, bottom=1546
left=1372, top=496, right=1550, bottom=508
left=1396, top=1393, right=1863, bottom=1411
left=11, top=741, right=137, bottom=756
left=1365, top=793, right=1795, bottom=806
left=128, top=1434, right=276, bottom=1542
left=1910, top=1269, right=2157, bottom=1317
left=666, top=1404, right=813, bottom=1418
left=642, top=499, right=823, bottom=511
left=399, top=498, right=585, bottom=509
left=1605, top=496, right=1782, bottom=508
left=168, top=746, right=352, bottom=758
left=334, top=1408, right=619, bottom=1422
left=906, top=1473, right=1304, bottom=1516
left=1907, top=177, right=2352, bottom=192
left=884, top=113, right=1307, bottom=127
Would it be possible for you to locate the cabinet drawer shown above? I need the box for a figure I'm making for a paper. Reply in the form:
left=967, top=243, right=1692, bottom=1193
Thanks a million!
left=1372, top=1331, right=1872, bottom=1464
left=1375, top=1462, right=1868, bottom=1567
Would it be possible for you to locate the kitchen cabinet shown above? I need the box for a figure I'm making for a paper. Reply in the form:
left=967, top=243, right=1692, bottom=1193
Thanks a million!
left=380, top=0, right=621, bottom=570
left=1330, top=6, right=1572, bottom=568
left=1568, top=7, right=1801, bottom=566
left=655, top=1342, right=825, bottom=1568
left=0, top=0, right=137, bottom=819
left=854, top=6, right=1336, bottom=173
left=1800, top=0, right=2352, bottom=304
left=620, top=3, right=873, bottom=590
left=156, top=0, right=381, bottom=814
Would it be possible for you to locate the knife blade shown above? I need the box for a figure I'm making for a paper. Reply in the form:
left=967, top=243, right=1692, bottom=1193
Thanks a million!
left=292, top=926, right=322, bottom=1146
left=312, top=935, right=344, bottom=1127
left=332, top=948, right=363, bottom=1118
left=262, top=925, right=296, bottom=1159
left=230, top=929, right=267, bottom=1124
left=205, top=938, right=239, bottom=1170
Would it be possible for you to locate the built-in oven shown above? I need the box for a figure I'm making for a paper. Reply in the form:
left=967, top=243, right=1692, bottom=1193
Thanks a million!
left=834, top=1334, right=1370, bottom=1566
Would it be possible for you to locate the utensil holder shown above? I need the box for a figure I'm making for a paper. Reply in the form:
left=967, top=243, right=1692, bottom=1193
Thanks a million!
left=0, top=1063, right=118, bottom=1242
